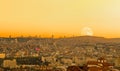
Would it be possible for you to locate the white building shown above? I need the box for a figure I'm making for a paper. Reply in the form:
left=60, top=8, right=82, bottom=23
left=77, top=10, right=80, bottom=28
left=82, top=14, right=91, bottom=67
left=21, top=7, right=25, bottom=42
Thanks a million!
left=3, top=59, right=17, bottom=68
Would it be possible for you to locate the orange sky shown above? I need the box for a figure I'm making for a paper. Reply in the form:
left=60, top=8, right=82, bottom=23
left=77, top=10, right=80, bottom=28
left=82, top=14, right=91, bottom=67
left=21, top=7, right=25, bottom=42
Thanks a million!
left=0, top=0, right=120, bottom=38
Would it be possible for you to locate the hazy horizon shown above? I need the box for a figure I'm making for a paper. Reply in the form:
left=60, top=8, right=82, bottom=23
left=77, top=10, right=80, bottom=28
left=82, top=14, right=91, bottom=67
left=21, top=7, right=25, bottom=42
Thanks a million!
left=1, top=35, right=120, bottom=39
left=0, top=0, right=120, bottom=38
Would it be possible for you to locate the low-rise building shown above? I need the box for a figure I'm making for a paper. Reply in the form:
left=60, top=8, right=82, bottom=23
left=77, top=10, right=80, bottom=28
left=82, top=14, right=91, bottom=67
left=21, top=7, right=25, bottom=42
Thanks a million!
left=3, top=59, right=17, bottom=68
left=87, top=57, right=114, bottom=71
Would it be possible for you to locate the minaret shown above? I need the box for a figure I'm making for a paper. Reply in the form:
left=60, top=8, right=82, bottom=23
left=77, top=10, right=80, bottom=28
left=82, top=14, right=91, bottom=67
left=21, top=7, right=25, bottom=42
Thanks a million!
left=51, top=34, right=54, bottom=39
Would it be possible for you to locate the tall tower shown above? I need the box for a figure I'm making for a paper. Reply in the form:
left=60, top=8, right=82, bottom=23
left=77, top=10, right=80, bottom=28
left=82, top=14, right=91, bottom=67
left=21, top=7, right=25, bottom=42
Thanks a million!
left=51, top=34, right=54, bottom=39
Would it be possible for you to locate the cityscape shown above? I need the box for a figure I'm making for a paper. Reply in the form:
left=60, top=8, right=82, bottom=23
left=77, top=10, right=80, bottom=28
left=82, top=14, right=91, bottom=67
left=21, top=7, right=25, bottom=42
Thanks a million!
left=1, top=0, right=120, bottom=71
left=0, top=36, right=119, bottom=71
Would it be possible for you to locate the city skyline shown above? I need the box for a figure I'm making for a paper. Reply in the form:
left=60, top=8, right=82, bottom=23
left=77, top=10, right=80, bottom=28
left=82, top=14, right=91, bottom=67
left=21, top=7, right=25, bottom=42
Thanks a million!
left=0, top=0, right=120, bottom=38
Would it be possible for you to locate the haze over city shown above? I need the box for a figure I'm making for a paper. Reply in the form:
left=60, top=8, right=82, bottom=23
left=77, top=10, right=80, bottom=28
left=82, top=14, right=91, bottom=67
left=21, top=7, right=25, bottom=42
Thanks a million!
left=0, top=0, right=120, bottom=38
left=1, top=0, right=120, bottom=71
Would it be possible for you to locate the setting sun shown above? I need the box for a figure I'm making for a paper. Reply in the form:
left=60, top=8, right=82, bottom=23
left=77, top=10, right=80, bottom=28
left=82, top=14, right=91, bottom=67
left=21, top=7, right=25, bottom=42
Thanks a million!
left=81, top=27, right=93, bottom=36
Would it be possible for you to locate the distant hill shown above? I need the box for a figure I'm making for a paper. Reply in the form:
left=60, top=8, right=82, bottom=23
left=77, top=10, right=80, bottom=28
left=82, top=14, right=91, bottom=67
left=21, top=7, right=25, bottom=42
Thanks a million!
left=54, top=36, right=120, bottom=47
left=1, top=36, right=120, bottom=47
